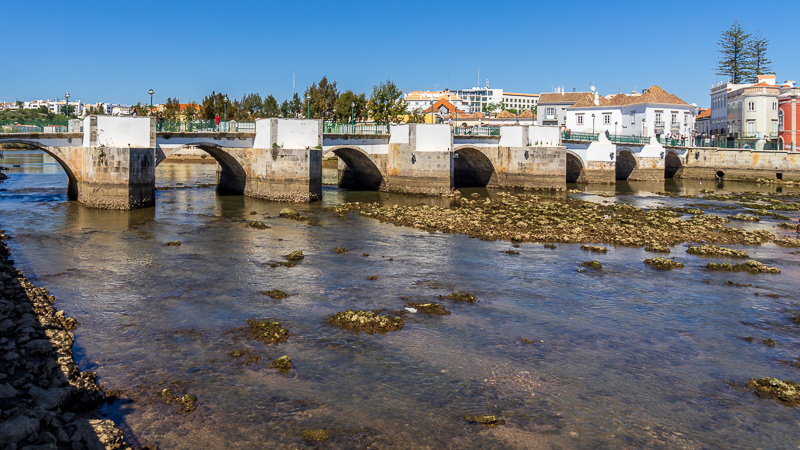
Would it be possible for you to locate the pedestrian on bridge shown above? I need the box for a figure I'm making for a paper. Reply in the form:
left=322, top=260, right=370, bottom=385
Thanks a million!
left=157, top=111, right=164, bottom=131
left=215, top=114, right=221, bottom=131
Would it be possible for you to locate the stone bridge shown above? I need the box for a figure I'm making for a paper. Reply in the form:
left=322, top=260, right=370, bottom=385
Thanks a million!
left=563, top=134, right=688, bottom=184
left=323, top=124, right=565, bottom=195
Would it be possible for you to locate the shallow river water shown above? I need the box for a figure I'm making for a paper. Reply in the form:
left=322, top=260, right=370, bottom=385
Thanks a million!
left=2, top=150, right=800, bottom=449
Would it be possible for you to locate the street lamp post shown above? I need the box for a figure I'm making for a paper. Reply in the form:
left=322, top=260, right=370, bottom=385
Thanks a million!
left=148, top=89, right=154, bottom=117
left=64, top=92, right=70, bottom=118
left=642, top=118, right=646, bottom=140
left=591, top=113, right=595, bottom=135
left=351, top=101, right=354, bottom=123
left=306, top=94, right=310, bottom=119
left=224, top=95, right=228, bottom=122
left=614, top=121, right=618, bottom=142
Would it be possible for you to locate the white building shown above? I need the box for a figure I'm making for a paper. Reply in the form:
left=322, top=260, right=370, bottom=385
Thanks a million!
left=451, top=86, right=504, bottom=114
left=501, top=92, right=538, bottom=113
left=564, top=86, right=696, bottom=139
left=725, top=75, right=780, bottom=141
left=537, top=89, right=593, bottom=126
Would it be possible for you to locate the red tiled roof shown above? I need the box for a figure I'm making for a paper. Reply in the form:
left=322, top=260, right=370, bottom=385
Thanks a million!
left=538, top=92, right=593, bottom=104
left=696, top=108, right=711, bottom=119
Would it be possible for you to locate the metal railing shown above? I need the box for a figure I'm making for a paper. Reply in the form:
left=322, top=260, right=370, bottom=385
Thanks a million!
left=322, top=122, right=389, bottom=135
left=1, top=119, right=69, bottom=133
left=562, top=131, right=598, bottom=141
left=158, top=120, right=256, bottom=133
left=453, top=125, right=501, bottom=136
left=657, top=137, right=686, bottom=147
left=608, top=135, right=651, bottom=145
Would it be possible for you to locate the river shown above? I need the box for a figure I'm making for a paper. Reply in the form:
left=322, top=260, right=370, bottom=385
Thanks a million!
left=1, top=150, right=800, bottom=449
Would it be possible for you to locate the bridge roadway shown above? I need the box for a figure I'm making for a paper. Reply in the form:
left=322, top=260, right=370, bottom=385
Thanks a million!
left=2, top=116, right=799, bottom=210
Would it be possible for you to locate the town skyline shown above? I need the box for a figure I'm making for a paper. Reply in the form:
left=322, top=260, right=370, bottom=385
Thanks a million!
left=1, top=0, right=792, bottom=108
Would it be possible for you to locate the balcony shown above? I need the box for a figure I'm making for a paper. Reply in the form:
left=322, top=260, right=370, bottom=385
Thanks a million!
left=670, top=122, right=681, bottom=130
left=653, top=121, right=665, bottom=129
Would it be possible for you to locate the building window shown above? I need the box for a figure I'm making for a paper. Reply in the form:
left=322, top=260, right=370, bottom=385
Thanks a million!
left=746, top=121, right=755, bottom=136
left=545, top=107, right=555, bottom=118
left=773, top=102, right=778, bottom=111
left=603, top=114, right=611, bottom=125
left=630, top=111, right=635, bottom=123
left=577, top=114, right=584, bottom=125
left=655, top=112, right=662, bottom=125
left=748, top=101, right=755, bottom=111
left=779, top=110, right=784, bottom=131
left=771, top=121, right=778, bottom=135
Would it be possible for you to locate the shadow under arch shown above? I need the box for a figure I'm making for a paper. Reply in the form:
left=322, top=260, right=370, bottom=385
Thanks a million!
left=616, top=149, right=637, bottom=180
left=330, top=146, right=383, bottom=190
left=157, top=143, right=246, bottom=194
left=565, top=150, right=586, bottom=183
left=0, top=139, right=79, bottom=200
left=665, top=151, right=682, bottom=179
left=453, top=146, right=494, bottom=187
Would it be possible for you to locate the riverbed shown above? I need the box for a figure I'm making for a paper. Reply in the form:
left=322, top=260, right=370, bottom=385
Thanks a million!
left=2, top=150, right=800, bottom=448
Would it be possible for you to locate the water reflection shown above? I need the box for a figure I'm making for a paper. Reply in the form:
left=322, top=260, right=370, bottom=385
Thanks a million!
left=2, top=151, right=800, bottom=448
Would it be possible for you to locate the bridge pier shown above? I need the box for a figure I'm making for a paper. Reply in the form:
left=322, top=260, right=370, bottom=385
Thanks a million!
left=382, top=124, right=454, bottom=195
left=77, top=116, right=156, bottom=209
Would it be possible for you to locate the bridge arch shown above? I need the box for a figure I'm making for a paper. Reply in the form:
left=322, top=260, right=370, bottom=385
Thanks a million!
left=0, top=139, right=79, bottom=200
left=453, top=146, right=495, bottom=187
left=329, top=145, right=384, bottom=190
left=616, top=148, right=637, bottom=181
left=157, top=143, right=247, bottom=194
left=664, top=150, right=683, bottom=179
left=565, top=150, right=586, bottom=183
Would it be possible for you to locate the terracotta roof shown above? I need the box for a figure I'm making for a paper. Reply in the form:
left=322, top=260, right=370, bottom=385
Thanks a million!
left=568, top=93, right=608, bottom=108
left=423, top=98, right=465, bottom=114
left=696, top=108, right=711, bottom=119
left=179, top=103, right=200, bottom=111
left=571, top=86, right=689, bottom=107
left=496, top=110, right=517, bottom=119
left=538, top=92, right=593, bottom=104
left=468, top=111, right=485, bottom=119
left=504, top=92, right=538, bottom=97
left=518, top=110, right=534, bottom=118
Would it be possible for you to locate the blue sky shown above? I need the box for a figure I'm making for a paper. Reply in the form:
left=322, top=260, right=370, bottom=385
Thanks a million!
left=1, top=0, right=794, bottom=108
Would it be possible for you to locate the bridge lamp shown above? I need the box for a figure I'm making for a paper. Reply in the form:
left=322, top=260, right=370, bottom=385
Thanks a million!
left=64, top=92, right=70, bottom=118
left=641, top=118, right=646, bottom=139
left=351, top=101, right=355, bottom=123
left=614, top=121, right=618, bottom=140
left=148, top=89, right=154, bottom=117
left=224, top=95, right=228, bottom=122
left=306, top=94, right=310, bottom=120
left=591, top=113, right=595, bottom=135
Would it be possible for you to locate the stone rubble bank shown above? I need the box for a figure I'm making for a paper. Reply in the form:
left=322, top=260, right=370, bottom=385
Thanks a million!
left=0, top=229, right=133, bottom=450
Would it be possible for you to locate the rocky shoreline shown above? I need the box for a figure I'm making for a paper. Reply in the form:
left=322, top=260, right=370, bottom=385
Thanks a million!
left=0, top=229, right=133, bottom=450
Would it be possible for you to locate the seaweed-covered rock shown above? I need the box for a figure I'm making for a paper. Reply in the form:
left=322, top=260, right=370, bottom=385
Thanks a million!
left=544, top=244, right=557, bottom=249
left=229, top=349, right=262, bottom=365
left=405, top=301, right=451, bottom=315
left=268, top=355, right=292, bottom=371
left=644, top=257, right=684, bottom=270
left=366, top=275, right=378, bottom=280
left=775, top=238, right=800, bottom=248
left=245, top=319, right=289, bottom=343
left=328, top=309, right=404, bottom=333
left=247, top=221, right=271, bottom=230
left=581, top=245, right=608, bottom=253
left=164, top=241, right=181, bottom=246
left=644, top=244, right=670, bottom=253
left=261, top=289, right=291, bottom=300
left=504, top=249, right=520, bottom=255
left=438, top=292, right=477, bottom=303
left=301, top=429, right=331, bottom=443
left=583, top=260, right=602, bottom=269
left=728, top=213, right=760, bottom=222
left=332, top=247, right=349, bottom=254
left=284, top=250, right=304, bottom=261
left=279, top=208, right=306, bottom=220
left=748, top=377, right=800, bottom=406
left=707, top=260, right=780, bottom=274
left=464, top=415, right=499, bottom=425
left=686, top=244, right=749, bottom=258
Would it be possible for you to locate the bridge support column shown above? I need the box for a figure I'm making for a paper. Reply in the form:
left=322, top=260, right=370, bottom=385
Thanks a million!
left=383, top=124, right=454, bottom=195
left=246, top=119, right=322, bottom=202
left=78, top=116, right=156, bottom=210
left=623, top=141, right=665, bottom=181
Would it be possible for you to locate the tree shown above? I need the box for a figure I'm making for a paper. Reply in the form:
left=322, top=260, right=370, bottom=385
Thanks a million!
left=279, top=99, right=291, bottom=118
left=242, top=93, right=263, bottom=118
left=368, top=79, right=406, bottom=124
left=716, top=21, right=752, bottom=84
left=163, top=97, right=181, bottom=120
left=200, top=92, right=227, bottom=120
left=748, top=28, right=772, bottom=80
left=263, top=95, right=280, bottom=117
left=334, top=90, right=367, bottom=122
left=183, top=102, right=198, bottom=121
left=304, top=77, right=339, bottom=119
left=407, top=108, right=426, bottom=124
left=133, top=102, right=149, bottom=116
left=290, top=93, right=303, bottom=117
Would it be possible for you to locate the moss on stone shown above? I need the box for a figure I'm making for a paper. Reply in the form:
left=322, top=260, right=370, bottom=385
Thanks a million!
left=245, top=319, right=289, bottom=344
left=748, top=377, right=800, bottom=406
left=261, top=289, right=291, bottom=300
left=583, top=260, right=602, bottom=269
left=328, top=309, right=404, bottom=333
left=405, top=301, right=450, bottom=315
left=686, top=244, right=749, bottom=258
left=707, top=260, right=780, bottom=274
left=284, top=250, right=304, bottom=261
left=644, top=257, right=684, bottom=270
left=438, top=292, right=477, bottom=303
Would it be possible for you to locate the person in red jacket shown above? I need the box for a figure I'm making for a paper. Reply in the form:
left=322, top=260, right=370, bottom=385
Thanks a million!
left=214, top=114, right=221, bottom=131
